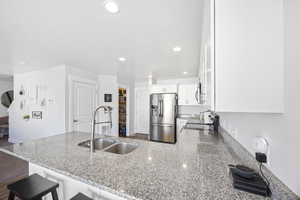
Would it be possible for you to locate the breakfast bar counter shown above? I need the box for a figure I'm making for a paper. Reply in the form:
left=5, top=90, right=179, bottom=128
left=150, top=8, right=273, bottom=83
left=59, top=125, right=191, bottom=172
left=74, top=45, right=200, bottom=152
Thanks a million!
left=0, top=130, right=269, bottom=200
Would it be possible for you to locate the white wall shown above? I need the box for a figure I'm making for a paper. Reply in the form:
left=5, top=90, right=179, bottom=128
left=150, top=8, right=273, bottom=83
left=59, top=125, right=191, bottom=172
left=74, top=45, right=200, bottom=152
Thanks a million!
left=219, top=0, right=300, bottom=196
left=98, top=75, right=119, bottom=137
left=9, top=66, right=66, bottom=143
left=9, top=64, right=128, bottom=141
left=0, top=78, right=13, bottom=117
left=215, top=0, right=284, bottom=113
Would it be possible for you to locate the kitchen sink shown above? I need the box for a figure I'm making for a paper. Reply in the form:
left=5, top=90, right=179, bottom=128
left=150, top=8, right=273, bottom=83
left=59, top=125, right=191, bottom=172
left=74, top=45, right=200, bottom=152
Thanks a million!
left=78, top=138, right=117, bottom=150
left=104, top=142, right=138, bottom=155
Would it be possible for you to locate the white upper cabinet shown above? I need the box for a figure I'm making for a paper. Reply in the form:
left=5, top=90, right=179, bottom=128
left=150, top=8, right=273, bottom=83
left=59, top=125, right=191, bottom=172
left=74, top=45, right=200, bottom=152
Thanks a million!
left=198, top=0, right=215, bottom=110
left=150, top=84, right=177, bottom=94
left=214, top=0, right=284, bottom=113
left=178, top=84, right=199, bottom=106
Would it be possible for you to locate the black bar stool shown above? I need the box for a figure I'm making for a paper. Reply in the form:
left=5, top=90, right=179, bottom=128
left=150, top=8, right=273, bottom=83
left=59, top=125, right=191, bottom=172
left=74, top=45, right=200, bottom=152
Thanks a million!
left=7, top=173, right=59, bottom=200
left=70, top=193, right=93, bottom=200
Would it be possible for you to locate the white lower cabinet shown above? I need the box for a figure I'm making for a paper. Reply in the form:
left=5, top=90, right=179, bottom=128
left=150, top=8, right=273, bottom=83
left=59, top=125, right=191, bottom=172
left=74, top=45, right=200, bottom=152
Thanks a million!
left=29, top=163, right=126, bottom=200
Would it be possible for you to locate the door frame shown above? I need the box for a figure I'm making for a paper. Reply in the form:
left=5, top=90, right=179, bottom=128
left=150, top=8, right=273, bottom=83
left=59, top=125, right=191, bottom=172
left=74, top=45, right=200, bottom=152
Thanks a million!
left=118, top=84, right=130, bottom=137
left=68, top=75, right=98, bottom=132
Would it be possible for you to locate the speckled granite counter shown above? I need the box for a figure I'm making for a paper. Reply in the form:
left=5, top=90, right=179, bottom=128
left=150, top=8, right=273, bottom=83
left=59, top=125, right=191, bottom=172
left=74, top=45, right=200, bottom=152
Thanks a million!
left=0, top=130, right=276, bottom=200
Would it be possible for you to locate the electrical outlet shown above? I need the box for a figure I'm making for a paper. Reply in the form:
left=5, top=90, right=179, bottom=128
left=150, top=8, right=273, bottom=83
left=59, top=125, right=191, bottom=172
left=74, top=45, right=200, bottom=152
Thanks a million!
left=253, top=136, right=271, bottom=167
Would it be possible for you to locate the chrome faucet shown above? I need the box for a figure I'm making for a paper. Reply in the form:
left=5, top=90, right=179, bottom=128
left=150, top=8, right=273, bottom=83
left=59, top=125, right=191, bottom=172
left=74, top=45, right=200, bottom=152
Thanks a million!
left=91, top=105, right=113, bottom=153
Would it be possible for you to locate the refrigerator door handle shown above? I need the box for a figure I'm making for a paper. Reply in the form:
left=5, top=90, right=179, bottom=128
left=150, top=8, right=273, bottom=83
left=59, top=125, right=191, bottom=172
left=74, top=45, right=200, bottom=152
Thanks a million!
left=158, top=100, right=161, bottom=117
left=158, top=100, right=162, bottom=117
left=159, top=100, right=163, bottom=117
left=161, top=99, right=164, bottom=117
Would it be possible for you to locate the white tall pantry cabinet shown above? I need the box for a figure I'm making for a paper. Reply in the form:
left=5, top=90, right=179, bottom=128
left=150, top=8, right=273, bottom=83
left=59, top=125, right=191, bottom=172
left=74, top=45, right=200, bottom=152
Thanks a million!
left=134, top=87, right=150, bottom=134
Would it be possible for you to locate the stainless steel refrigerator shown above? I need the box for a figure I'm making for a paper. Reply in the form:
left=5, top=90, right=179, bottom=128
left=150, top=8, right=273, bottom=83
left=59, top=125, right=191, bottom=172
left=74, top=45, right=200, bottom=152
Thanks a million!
left=150, top=93, right=178, bottom=144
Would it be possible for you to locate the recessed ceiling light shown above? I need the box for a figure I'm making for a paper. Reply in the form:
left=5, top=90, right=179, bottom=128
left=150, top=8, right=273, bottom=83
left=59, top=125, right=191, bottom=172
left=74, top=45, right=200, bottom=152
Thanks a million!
left=119, top=57, right=126, bottom=62
left=183, top=71, right=188, bottom=75
left=173, top=46, right=182, bottom=52
left=104, top=0, right=119, bottom=13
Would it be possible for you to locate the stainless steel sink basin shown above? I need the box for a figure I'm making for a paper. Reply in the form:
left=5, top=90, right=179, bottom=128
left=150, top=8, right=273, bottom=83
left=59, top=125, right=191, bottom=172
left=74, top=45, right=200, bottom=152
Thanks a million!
left=104, top=142, right=138, bottom=155
left=78, top=138, right=117, bottom=150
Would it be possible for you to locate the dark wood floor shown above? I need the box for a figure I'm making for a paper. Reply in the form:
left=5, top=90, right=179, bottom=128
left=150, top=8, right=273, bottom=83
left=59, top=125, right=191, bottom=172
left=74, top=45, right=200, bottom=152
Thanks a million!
left=0, top=150, right=28, bottom=199
left=127, top=133, right=149, bottom=141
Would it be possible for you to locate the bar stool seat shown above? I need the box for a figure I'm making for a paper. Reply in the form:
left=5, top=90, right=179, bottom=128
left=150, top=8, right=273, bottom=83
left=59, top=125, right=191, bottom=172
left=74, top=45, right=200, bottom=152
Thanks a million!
left=7, top=174, right=59, bottom=200
left=70, top=193, right=93, bottom=200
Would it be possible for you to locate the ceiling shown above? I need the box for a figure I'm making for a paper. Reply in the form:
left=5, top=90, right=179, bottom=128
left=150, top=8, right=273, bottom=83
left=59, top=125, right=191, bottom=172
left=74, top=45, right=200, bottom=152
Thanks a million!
left=0, top=0, right=204, bottom=81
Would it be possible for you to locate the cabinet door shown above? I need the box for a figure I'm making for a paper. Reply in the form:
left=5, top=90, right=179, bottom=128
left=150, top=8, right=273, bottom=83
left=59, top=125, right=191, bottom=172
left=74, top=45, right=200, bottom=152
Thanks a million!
left=178, top=84, right=198, bottom=105
left=151, top=84, right=177, bottom=93
left=135, top=87, right=150, bottom=134
left=178, top=85, right=186, bottom=105
left=215, top=0, right=284, bottom=113
left=186, top=84, right=198, bottom=105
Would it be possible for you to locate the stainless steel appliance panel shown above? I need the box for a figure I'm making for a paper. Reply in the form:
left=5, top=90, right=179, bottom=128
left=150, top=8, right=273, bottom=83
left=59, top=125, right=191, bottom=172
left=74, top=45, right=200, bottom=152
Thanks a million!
left=160, top=93, right=177, bottom=124
left=150, top=93, right=177, bottom=143
left=150, top=94, right=161, bottom=124
left=150, top=93, right=177, bottom=125
left=150, top=124, right=176, bottom=143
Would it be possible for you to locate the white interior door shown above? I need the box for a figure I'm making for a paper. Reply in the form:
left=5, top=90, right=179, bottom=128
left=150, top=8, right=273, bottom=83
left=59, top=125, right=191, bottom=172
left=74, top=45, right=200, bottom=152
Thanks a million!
left=135, top=87, right=150, bottom=134
left=72, top=81, right=96, bottom=133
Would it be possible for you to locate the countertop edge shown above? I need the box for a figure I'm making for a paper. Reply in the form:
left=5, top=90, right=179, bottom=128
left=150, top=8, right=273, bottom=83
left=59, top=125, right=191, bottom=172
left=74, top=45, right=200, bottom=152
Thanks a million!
left=0, top=148, right=142, bottom=200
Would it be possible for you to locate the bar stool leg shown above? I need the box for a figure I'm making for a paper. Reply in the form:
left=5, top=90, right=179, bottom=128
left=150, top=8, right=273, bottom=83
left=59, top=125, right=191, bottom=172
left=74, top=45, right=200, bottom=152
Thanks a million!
left=8, top=192, right=15, bottom=200
left=51, top=189, right=59, bottom=200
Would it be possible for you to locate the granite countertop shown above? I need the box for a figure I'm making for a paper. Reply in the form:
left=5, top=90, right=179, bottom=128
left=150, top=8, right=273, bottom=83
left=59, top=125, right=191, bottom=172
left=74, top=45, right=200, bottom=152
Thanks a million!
left=178, top=114, right=214, bottom=126
left=0, top=130, right=268, bottom=200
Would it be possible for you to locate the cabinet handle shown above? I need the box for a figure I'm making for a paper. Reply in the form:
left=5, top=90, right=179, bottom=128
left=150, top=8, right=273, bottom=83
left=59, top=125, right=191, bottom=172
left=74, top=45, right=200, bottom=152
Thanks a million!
left=159, top=100, right=164, bottom=117
left=195, top=88, right=199, bottom=103
left=158, top=101, right=161, bottom=117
